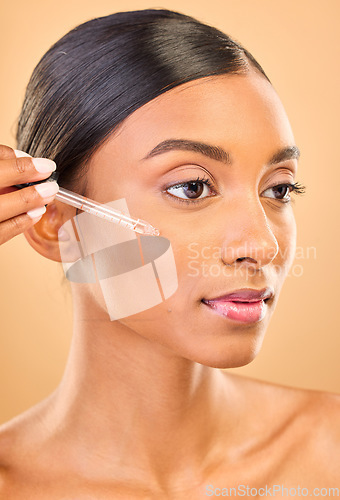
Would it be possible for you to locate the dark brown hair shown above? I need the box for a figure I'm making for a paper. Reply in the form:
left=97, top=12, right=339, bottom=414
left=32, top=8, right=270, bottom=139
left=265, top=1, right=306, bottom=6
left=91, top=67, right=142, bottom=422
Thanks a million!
left=16, top=9, right=269, bottom=195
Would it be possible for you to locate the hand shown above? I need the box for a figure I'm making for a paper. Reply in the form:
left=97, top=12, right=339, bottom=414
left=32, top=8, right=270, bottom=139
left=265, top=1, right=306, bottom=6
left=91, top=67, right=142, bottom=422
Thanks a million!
left=0, top=145, right=59, bottom=245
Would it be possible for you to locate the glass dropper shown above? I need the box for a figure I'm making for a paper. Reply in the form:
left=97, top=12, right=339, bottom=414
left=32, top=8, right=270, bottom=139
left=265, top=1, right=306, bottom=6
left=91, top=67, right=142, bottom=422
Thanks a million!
left=14, top=167, right=160, bottom=237
left=55, top=186, right=160, bottom=236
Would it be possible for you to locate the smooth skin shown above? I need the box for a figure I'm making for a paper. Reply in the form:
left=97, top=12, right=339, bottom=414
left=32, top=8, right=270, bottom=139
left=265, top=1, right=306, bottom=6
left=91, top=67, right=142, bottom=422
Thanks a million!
left=0, top=70, right=339, bottom=499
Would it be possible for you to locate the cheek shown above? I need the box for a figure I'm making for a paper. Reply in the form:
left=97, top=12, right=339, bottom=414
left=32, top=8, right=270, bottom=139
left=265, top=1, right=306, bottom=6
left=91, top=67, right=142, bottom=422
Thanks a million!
left=274, top=210, right=297, bottom=273
left=113, top=239, right=200, bottom=340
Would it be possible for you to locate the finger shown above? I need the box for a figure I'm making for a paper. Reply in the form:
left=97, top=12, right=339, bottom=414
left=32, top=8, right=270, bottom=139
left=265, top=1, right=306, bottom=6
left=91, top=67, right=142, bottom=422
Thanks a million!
left=0, top=146, right=56, bottom=189
left=0, top=208, right=46, bottom=246
left=0, top=144, right=18, bottom=160
left=0, top=181, right=59, bottom=223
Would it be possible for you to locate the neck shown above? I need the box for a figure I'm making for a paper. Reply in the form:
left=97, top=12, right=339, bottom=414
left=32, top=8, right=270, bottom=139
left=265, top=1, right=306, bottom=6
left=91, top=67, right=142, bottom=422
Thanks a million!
left=48, top=295, right=241, bottom=488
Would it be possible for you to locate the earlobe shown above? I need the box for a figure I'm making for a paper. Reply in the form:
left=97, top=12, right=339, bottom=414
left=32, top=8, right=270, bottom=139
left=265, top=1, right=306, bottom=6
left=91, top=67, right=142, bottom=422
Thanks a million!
left=24, top=202, right=64, bottom=262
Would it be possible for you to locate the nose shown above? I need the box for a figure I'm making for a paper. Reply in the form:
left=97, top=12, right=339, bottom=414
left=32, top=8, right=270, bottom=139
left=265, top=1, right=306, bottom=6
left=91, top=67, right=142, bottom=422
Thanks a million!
left=220, top=199, right=279, bottom=270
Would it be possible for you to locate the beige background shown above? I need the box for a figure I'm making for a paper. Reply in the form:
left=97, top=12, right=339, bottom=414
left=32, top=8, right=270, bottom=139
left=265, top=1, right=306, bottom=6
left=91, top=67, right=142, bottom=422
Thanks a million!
left=0, top=0, right=339, bottom=424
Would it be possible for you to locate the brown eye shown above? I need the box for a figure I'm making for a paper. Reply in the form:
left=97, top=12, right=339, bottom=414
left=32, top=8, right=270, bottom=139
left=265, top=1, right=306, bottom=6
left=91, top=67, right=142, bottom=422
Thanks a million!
left=272, top=185, right=291, bottom=200
left=165, top=177, right=214, bottom=202
left=262, top=183, right=293, bottom=203
left=182, top=181, right=204, bottom=198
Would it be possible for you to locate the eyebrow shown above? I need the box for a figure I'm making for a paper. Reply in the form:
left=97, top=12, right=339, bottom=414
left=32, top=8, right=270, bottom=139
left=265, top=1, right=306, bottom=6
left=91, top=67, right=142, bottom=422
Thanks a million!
left=141, top=139, right=300, bottom=166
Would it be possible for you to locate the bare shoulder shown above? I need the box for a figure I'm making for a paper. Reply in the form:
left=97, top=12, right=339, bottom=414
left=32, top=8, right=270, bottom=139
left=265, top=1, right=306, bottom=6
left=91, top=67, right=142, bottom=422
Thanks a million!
left=0, top=413, right=27, bottom=464
left=235, top=371, right=340, bottom=429
left=0, top=413, right=27, bottom=497
left=225, top=371, right=340, bottom=479
left=298, top=387, right=340, bottom=456
left=0, top=397, right=55, bottom=498
left=226, top=370, right=340, bottom=416
left=274, top=383, right=340, bottom=479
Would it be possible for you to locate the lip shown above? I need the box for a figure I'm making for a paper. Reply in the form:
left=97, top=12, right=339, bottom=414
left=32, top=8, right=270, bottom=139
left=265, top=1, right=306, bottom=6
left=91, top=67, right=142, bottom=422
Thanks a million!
left=202, top=287, right=274, bottom=303
left=201, top=287, right=274, bottom=323
left=202, top=299, right=268, bottom=323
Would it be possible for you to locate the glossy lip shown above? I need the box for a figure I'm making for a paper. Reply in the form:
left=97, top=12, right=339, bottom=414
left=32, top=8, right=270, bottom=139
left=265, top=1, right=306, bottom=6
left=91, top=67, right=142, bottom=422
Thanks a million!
left=202, top=298, right=268, bottom=323
left=202, top=287, right=274, bottom=304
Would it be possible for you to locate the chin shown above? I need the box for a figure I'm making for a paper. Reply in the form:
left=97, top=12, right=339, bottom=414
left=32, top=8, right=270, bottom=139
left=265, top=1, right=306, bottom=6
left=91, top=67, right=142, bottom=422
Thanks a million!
left=192, top=346, right=261, bottom=369
left=175, top=327, right=266, bottom=369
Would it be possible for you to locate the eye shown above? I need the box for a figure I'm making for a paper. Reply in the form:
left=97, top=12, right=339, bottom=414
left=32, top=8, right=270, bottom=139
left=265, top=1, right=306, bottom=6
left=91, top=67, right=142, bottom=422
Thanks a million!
left=262, top=182, right=306, bottom=204
left=164, top=176, right=216, bottom=203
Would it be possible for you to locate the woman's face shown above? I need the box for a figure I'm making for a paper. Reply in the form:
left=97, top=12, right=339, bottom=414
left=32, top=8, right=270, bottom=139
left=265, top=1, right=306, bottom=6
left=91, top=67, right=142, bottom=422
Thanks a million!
left=69, top=71, right=298, bottom=368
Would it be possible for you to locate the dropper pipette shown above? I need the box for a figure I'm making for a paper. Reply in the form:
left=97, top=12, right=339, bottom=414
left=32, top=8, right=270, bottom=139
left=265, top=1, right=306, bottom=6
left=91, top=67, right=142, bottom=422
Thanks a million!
left=15, top=169, right=160, bottom=237
left=55, top=185, right=160, bottom=236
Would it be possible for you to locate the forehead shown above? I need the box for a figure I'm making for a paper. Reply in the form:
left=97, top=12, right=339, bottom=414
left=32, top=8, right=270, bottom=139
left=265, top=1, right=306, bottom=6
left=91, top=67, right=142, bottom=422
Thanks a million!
left=114, top=71, right=294, bottom=155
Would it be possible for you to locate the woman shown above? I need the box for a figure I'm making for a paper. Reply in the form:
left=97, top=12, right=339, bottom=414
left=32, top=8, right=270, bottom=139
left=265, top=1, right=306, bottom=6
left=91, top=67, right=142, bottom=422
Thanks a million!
left=0, top=8, right=339, bottom=498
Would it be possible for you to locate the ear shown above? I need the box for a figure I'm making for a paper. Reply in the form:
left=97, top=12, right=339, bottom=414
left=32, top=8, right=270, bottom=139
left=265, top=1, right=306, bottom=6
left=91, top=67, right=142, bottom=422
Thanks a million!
left=23, top=200, right=73, bottom=262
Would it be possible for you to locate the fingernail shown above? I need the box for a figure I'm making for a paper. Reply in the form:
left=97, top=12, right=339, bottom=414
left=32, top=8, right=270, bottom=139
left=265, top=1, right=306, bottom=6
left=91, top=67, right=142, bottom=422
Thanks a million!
left=14, top=149, right=32, bottom=158
left=32, top=158, right=56, bottom=173
left=27, top=206, right=47, bottom=219
left=34, top=181, right=59, bottom=198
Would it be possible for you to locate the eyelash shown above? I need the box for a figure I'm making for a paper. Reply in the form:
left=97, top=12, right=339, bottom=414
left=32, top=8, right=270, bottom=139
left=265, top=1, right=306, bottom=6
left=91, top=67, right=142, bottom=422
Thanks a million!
left=164, top=176, right=306, bottom=205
